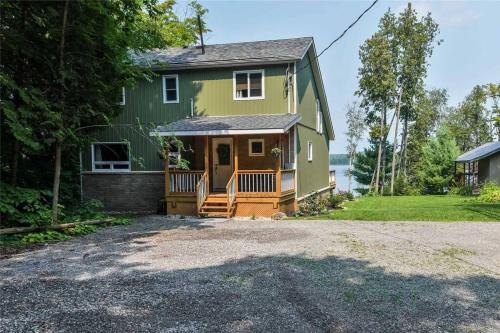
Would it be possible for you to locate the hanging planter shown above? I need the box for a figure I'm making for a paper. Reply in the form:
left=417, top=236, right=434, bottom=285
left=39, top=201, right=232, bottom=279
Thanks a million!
left=271, top=147, right=282, bottom=159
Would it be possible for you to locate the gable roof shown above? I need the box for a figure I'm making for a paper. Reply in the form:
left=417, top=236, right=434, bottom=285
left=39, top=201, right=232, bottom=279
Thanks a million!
left=153, top=114, right=301, bottom=136
left=456, top=141, right=500, bottom=162
left=132, top=37, right=313, bottom=69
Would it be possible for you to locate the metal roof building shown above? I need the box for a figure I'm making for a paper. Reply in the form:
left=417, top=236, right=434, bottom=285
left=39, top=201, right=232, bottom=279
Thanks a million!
left=455, top=142, right=500, bottom=186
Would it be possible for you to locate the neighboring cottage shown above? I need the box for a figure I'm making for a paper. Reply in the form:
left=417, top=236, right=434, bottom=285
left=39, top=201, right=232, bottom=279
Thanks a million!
left=455, top=141, right=500, bottom=187
left=82, top=37, right=335, bottom=217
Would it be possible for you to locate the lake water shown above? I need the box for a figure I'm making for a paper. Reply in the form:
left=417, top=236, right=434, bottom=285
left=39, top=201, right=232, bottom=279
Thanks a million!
left=330, top=164, right=362, bottom=194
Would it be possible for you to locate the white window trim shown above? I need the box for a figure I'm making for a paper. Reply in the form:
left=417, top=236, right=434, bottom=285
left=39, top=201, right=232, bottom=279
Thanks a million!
left=307, top=141, right=313, bottom=161
left=118, top=87, right=126, bottom=106
left=162, top=74, right=179, bottom=104
left=316, top=99, right=323, bottom=134
left=248, top=138, right=265, bottom=156
left=91, top=142, right=131, bottom=172
left=233, top=69, right=265, bottom=101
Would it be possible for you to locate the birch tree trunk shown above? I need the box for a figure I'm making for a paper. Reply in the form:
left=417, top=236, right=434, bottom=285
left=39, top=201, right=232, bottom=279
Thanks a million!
left=391, top=88, right=403, bottom=195
left=374, top=107, right=384, bottom=194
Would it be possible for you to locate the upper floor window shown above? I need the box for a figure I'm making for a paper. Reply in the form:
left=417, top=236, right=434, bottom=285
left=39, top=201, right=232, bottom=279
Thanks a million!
left=92, top=142, right=130, bottom=172
left=233, top=70, right=265, bottom=100
left=163, top=74, right=179, bottom=103
left=316, top=99, right=323, bottom=134
left=118, top=87, right=125, bottom=105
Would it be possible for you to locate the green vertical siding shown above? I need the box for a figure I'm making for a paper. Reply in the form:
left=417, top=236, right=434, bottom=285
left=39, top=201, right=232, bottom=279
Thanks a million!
left=295, top=54, right=331, bottom=198
left=83, top=64, right=290, bottom=171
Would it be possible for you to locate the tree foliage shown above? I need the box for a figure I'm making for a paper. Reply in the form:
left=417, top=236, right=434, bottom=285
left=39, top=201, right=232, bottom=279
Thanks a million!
left=352, top=138, right=392, bottom=188
left=0, top=0, right=208, bottom=225
left=414, top=126, right=460, bottom=194
left=446, top=85, right=492, bottom=152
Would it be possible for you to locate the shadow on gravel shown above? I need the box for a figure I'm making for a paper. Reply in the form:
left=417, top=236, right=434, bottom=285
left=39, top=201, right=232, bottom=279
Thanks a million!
left=1, top=252, right=498, bottom=332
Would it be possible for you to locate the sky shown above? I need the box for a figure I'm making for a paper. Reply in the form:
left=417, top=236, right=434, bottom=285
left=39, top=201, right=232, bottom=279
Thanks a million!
left=181, top=0, right=500, bottom=154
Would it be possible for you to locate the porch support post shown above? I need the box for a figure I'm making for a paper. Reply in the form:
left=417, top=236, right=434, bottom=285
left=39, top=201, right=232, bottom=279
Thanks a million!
left=276, top=134, right=282, bottom=196
left=204, top=135, right=209, bottom=191
left=164, top=158, right=170, bottom=198
left=234, top=135, right=239, bottom=193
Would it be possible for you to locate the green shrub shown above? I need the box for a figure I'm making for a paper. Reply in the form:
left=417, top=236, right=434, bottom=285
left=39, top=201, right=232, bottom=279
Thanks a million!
left=62, top=199, right=105, bottom=223
left=20, top=231, right=70, bottom=244
left=477, top=181, right=500, bottom=203
left=110, top=217, right=131, bottom=225
left=448, top=185, right=473, bottom=196
left=64, top=224, right=97, bottom=236
left=354, top=188, right=369, bottom=196
left=0, top=182, right=53, bottom=227
left=297, top=193, right=328, bottom=216
left=328, top=193, right=345, bottom=209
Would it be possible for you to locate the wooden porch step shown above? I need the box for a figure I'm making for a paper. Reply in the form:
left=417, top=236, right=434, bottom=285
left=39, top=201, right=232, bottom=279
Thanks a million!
left=199, top=207, right=234, bottom=218
left=205, top=197, right=228, bottom=203
left=201, top=205, right=228, bottom=211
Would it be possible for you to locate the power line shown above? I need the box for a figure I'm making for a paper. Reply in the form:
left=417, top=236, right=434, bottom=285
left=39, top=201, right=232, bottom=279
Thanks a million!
left=293, top=0, right=379, bottom=76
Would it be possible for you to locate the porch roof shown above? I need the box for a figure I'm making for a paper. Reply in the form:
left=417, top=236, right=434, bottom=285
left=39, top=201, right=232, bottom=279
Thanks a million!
left=153, top=114, right=301, bottom=136
left=456, top=141, right=500, bottom=162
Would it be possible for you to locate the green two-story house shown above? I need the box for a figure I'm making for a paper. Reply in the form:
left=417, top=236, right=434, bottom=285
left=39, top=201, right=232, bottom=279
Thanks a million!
left=82, top=37, right=335, bottom=217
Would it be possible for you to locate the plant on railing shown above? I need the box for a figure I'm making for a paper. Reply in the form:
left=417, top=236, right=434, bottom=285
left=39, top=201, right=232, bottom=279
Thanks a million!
left=271, top=147, right=281, bottom=159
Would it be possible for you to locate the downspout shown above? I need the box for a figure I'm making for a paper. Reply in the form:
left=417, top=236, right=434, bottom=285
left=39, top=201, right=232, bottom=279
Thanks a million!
left=287, top=63, right=291, bottom=114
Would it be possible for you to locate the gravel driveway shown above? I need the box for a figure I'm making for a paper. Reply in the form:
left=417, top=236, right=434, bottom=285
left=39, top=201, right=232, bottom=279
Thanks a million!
left=1, top=216, right=499, bottom=332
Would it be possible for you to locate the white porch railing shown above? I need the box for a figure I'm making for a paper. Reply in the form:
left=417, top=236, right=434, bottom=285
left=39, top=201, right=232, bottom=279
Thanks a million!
left=169, top=170, right=203, bottom=193
left=280, top=169, right=295, bottom=193
left=196, top=171, right=208, bottom=211
left=238, top=170, right=276, bottom=193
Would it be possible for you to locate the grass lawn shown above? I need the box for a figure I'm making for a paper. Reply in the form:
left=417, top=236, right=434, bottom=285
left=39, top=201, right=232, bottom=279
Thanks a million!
left=312, top=195, right=500, bottom=222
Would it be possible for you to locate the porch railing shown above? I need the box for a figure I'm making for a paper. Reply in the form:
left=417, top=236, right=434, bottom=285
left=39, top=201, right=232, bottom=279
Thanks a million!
left=238, top=170, right=276, bottom=193
left=169, top=170, right=203, bottom=193
left=196, top=171, right=208, bottom=211
left=226, top=170, right=237, bottom=214
left=329, top=170, right=336, bottom=186
left=280, top=169, right=295, bottom=193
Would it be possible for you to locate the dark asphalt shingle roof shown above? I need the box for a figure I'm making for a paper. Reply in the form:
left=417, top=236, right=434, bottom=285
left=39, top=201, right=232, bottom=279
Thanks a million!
left=155, top=114, right=301, bottom=135
left=132, top=37, right=312, bottom=69
left=456, top=141, right=500, bottom=162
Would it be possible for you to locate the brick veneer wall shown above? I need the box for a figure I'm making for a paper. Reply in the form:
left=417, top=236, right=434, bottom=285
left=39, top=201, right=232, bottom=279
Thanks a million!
left=82, top=172, right=164, bottom=213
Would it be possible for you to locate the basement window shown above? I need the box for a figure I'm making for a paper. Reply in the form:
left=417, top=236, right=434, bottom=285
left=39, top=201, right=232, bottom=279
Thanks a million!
left=92, top=143, right=130, bottom=171
left=163, top=74, right=179, bottom=103
left=233, top=70, right=264, bottom=100
left=249, top=139, right=265, bottom=156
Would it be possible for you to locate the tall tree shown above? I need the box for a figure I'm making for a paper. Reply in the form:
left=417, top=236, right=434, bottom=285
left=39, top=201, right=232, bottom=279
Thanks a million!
left=352, top=138, right=392, bottom=190
left=406, top=88, right=449, bottom=182
left=345, top=102, right=365, bottom=192
left=447, top=85, right=492, bottom=152
left=485, top=83, right=500, bottom=140
left=357, top=31, right=396, bottom=193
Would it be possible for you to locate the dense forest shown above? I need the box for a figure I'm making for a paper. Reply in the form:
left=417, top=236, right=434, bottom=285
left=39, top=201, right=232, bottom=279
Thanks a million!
left=345, top=3, right=499, bottom=195
left=0, top=0, right=208, bottom=228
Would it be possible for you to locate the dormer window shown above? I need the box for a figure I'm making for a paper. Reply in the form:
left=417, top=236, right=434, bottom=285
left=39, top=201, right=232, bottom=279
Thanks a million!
left=163, top=74, right=179, bottom=103
left=316, top=99, right=323, bottom=134
left=233, top=70, right=264, bottom=100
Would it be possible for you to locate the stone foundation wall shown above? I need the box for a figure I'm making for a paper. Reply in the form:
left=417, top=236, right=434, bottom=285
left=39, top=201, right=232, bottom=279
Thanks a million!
left=82, top=172, right=164, bottom=213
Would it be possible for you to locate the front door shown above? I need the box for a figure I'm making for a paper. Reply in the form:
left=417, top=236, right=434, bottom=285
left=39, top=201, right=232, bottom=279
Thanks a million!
left=212, top=138, right=233, bottom=191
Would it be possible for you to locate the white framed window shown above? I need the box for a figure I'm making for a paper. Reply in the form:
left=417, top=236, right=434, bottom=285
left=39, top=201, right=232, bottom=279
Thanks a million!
left=92, top=142, right=130, bottom=172
left=233, top=69, right=265, bottom=100
left=248, top=139, right=265, bottom=156
left=118, top=87, right=126, bottom=105
left=162, top=74, right=179, bottom=103
left=307, top=141, right=313, bottom=161
left=316, top=99, right=323, bottom=134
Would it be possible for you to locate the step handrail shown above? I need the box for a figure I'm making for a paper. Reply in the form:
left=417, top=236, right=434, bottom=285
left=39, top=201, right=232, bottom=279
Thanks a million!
left=225, top=170, right=237, bottom=217
left=196, top=171, right=209, bottom=214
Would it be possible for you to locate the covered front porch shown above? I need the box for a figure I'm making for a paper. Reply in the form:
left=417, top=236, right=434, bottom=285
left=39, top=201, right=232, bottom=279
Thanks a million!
left=156, top=114, right=300, bottom=217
